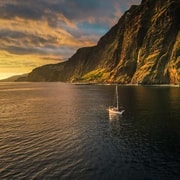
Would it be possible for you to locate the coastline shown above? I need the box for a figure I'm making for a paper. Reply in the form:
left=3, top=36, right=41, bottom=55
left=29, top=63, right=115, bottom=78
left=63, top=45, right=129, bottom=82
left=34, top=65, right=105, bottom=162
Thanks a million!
left=69, top=81, right=180, bottom=87
left=0, top=81, right=179, bottom=88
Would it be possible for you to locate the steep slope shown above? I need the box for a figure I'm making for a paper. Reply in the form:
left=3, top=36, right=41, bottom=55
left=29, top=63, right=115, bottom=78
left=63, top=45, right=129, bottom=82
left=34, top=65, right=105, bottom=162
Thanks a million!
left=27, top=62, right=66, bottom=82
left=25, top=0, right=180, bottom=84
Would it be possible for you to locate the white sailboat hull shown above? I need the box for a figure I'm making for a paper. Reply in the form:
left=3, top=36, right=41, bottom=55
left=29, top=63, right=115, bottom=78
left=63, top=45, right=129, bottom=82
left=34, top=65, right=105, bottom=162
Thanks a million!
left=109, top=107, right=124, bottom=115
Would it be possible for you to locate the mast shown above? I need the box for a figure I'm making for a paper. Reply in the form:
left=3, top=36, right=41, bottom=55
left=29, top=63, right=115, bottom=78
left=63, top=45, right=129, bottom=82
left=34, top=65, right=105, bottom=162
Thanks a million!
left=116, top=85, right=119, bottom=109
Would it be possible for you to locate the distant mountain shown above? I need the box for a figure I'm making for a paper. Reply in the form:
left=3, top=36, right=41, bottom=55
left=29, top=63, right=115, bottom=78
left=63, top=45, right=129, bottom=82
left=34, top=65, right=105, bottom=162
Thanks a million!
left=22, top=0, right=180, bottom=84
left=0, top=74, right=28, bottom=82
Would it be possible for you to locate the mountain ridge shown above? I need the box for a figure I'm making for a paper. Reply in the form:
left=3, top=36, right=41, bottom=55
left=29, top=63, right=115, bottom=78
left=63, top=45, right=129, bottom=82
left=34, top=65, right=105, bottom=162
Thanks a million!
left=19, top=0, right=180, bottom=84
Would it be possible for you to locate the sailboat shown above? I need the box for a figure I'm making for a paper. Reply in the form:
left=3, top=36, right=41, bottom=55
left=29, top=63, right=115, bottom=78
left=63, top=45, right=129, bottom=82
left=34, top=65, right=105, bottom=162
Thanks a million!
left=109, top=85, right=124, bottom=115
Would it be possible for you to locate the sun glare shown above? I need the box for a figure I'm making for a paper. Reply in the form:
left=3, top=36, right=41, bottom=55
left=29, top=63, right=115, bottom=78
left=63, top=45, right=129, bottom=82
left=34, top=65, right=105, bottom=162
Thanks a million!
left=0, top=73, right=22, bottom=80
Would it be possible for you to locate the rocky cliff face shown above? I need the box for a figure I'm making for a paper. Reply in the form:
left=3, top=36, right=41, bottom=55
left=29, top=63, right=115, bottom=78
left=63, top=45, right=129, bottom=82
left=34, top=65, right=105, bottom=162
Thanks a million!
left=26, top=0, right=180, bottom=84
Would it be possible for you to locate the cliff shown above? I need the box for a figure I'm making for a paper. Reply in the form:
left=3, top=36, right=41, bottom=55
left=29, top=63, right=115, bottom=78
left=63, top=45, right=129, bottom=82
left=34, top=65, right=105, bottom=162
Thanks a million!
left=25, top=0, right=180, bottom=84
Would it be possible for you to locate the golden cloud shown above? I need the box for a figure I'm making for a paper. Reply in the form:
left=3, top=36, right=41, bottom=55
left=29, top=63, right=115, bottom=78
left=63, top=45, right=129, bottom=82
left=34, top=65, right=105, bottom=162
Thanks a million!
left=0, top=14, right=96, bottom=79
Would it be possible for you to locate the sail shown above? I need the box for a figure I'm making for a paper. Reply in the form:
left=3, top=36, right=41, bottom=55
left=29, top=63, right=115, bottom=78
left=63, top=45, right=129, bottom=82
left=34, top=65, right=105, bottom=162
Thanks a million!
left=116, top=85, right=119, bottom=110
left=109, top=84, right=125, bottom=115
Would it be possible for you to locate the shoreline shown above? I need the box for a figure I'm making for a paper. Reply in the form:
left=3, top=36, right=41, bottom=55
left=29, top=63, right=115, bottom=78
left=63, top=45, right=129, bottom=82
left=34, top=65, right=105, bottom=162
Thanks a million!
left=69, top=81, right=180, bottom=87
left=0, top=81, right=179, bottom=87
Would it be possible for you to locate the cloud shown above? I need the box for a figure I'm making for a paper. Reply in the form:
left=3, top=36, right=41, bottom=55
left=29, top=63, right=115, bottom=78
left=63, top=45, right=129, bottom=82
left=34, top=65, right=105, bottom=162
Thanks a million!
left=0, top=0, right=141, bottom=79
left=0, top=18, right=94, bottom=56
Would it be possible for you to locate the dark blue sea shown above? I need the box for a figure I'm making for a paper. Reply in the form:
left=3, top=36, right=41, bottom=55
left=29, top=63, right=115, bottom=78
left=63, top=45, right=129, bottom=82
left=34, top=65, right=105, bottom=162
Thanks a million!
left=0, top=82, right=179, bottom=179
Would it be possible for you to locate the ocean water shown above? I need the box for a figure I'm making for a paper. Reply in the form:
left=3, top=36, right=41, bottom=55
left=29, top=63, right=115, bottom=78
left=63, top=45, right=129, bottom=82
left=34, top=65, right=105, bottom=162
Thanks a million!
left=0, top=82, right=179, bottom=179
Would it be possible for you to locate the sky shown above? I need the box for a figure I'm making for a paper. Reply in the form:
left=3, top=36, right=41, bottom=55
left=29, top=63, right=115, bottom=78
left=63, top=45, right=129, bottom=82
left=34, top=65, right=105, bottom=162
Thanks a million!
left=0, top=0, right=141, bottom=79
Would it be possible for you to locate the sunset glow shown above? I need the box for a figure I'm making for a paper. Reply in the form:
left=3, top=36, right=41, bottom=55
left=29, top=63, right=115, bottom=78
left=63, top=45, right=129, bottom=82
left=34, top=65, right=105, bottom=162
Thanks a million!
left=0, top=0, right=141, bottom=80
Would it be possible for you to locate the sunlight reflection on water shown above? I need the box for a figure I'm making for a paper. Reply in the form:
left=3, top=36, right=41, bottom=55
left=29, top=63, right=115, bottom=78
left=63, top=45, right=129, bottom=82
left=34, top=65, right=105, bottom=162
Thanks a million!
left=0, top=83, right=179, bottom=179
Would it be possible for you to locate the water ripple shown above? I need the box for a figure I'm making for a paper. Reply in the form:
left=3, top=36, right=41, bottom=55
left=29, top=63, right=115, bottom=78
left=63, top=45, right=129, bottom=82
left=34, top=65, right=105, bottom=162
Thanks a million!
left=0, top=83, right=179, bottom=179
